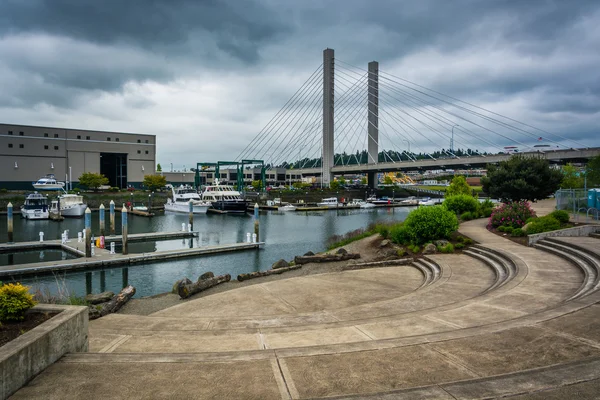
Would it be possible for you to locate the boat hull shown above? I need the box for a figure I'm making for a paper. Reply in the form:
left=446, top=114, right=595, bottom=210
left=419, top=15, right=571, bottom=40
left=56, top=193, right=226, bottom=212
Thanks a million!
left=21, top=208, right=49, bottom=220
left=32, top=184, right=65, bottom=191
left=164, top=202, right=210, bottom=214
left=61, top=203, right=88, bottom=217
left=210, top=201, right=248, bottom=213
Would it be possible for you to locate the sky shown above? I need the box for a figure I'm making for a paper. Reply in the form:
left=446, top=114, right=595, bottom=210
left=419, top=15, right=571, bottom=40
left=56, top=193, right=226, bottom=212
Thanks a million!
left=1, top=0, right=599, bottom=170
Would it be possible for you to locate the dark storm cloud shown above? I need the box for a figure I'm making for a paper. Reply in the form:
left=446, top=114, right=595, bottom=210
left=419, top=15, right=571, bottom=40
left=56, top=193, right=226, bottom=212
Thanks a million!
left=0, top=0, right=599, bottom=163
left=0, top=0, right=285, bottom=61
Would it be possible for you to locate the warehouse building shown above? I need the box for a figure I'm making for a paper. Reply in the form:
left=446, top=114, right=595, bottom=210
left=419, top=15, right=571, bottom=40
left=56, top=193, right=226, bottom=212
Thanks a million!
left=0, top=123, right=156, bottom=190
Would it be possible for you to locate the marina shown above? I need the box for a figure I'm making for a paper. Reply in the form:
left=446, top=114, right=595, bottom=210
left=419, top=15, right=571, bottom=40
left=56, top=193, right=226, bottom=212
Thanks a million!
left=0, top=205, right=413, bottom=297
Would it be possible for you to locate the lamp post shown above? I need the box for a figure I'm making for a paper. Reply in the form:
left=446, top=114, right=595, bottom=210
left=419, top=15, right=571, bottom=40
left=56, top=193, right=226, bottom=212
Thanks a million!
left=451, top=124, right=459, bottom=153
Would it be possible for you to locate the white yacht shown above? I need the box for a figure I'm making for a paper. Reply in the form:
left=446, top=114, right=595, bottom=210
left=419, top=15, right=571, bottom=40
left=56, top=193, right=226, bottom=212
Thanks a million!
left=317, top=197, right=343, bottom=208
left=57, top=194, right=87, bottom=217
left=21, top=192, right=50, bottom=220
left=278, top=204, right=297, bottom=212
left=351, top=199, right=376, bottom=209
left=399, top=196, right=418, bottom=206
left=164, top=185, right=211, bottom=214
left=32, top=174, right=65, bottom=191
left=200, top=180, right=248, bottom=213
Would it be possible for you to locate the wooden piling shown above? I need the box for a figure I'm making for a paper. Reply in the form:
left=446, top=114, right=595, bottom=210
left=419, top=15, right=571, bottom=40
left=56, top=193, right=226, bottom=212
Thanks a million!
left=122, top=205, right=128, bottom=255
left=84, top=207, right=92, bottom=258
left=99, top=204, right=105, bottom=236
left=109, top=200, right=115, bottom=235
left=7, top=202, right=13, bottom=243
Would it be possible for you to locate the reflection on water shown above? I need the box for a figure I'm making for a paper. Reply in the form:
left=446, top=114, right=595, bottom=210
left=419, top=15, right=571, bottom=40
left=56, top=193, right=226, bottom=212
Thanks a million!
left=1, top=207, right=414, bottom=297
left=0, top=249, right=77, bottom=266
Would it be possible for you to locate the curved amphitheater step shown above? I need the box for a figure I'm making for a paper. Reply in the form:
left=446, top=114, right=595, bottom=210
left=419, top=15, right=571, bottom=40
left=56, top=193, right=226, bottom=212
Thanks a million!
left=12, top=218, right=600, bottom=399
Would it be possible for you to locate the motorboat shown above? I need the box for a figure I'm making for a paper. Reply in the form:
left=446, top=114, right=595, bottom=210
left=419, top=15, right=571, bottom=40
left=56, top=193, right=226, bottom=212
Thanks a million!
left=278, top=204, right=297, bottom=212
left=200, top=180, right=248, bottom=213
left=352, top=199, right=376, bottom=209
left=21, top=192, right=49, bottom=219
left=418, top=197, right=437, bottom=206
left=32, top=174, right=65, bottom=191
left=57, top=194, right=87, bottom=217
left=317, top=197, right=343, bottom=208
left=164, top=185, right=211, bottom=214
left=366, top=195, right=393, bottom=205
left=399, top=196, right=418, bottom=206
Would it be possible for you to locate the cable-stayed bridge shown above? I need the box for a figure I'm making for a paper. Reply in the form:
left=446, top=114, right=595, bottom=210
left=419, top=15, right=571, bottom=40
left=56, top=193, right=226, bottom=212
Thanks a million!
left=236, top=48, right=599, bottom=187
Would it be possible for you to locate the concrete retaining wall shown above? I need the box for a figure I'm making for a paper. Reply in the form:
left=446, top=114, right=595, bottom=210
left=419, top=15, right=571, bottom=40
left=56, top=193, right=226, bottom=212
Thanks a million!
left=0, top=304, right=88, bottom=400
left=528, top=224, right=600, bottom=246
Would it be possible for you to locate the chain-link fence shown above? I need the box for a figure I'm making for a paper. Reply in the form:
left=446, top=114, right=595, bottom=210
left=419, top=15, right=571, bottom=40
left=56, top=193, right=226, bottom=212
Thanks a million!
left=555, top=189, right=599, bottom=221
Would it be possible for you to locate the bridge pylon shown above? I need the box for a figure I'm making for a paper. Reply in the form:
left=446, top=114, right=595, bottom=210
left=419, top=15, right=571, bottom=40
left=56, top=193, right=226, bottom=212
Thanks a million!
left=322, top=48, right=335, bottom=187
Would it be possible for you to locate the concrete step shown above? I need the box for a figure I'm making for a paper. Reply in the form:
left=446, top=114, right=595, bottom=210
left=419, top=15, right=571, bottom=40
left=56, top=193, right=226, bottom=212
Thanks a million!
left=536, top=237, right=600, bottom=300
left=590, top=232, right=600, bottom=239
left=463, top=245, right=517, bottom=293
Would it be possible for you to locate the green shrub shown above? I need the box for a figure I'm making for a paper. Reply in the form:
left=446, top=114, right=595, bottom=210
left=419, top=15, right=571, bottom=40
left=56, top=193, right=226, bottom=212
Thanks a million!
left=481, top=208, right=493, bottom=218
left=455, top=242, right=465, bottom=249
left=443, top=195, right=479, bottom=215
left=460, top=211, right=473, bottom=221
left=389, top=224, right=411, bottom=245
left=549, top=210, right=570, bottom=224
left=456, top=236, right=465, bottom=243
left=397, top=248, right=407, bottom=257
left=489, top=201, right=536, bottom=228
left=462, top=237, right=474, bottom=245
left=497, top=226, right=506, bottom=232
left=526, top=216, right=561, bottom=235
left=0, top=188, right=7, bottom=193
left=437, top=243, right=455, bottom=253
left=511, top=228, right=526, bottom=237
left=401, top=206, right=459, bottom=245
left=375, top=224, right=390, bottom=239
left=0, top=283, right=37, bottom=321
left=504, top=226, right=514, bottom=234
left=408, top=244, right=421, bottom=253
left=479, top=198, right=495, bottom=210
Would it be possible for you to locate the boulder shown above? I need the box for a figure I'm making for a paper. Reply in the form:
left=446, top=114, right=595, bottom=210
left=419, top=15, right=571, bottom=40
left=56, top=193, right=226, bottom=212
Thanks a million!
left=303, top=251, right=315, bottom=256
left=379, top=239, right=391, bottom=248
left=199, top=272, right=214, bottom=281
left=521, top=222, right=532, bottom=233
left=336, top=248, right=348, bottom=255
left=85, top=291, right=115, bottom=305
left=434, top=240, right=449, bottom=247
left=423, top=243, right=437, bottom=254
left=172, top=278, right=192, bottom=294
left=271, top=259, right=290, bottom=270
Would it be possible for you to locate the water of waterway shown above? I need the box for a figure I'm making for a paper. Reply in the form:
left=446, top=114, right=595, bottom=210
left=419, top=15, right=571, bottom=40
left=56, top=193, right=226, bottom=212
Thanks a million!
left=0, top=207, right=413, bottom=297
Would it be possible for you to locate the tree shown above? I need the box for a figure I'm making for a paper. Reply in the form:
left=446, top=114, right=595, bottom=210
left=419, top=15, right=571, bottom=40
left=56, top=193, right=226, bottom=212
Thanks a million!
left=383, top=175, right=394, bottom=185
left=561, top=164, right=584, bottom=189
left=143, top=174, right=167, bottom=191
left=329, top=180, right=341, bottom=190
left=251, top=180, right=263, bottom=191
left=156, top=163, right=162, bottom=172
left=481, top=155, right=563, bottom=202
left=78, top=172, right=109, bottom=191
left=445, top=176, right=472, bottom=197
left=587, top=155, right=600, bottom=187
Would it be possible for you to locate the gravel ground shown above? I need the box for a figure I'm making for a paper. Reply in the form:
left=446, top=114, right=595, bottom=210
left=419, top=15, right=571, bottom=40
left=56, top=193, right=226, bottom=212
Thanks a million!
left=118, top=234, right=387, bottom=316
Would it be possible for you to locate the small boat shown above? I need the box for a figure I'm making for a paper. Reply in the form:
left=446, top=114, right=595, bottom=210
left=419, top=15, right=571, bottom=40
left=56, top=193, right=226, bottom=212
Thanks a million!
left=351, top=199, right=376, bottom=209
left=32, top=174, right=65, bottom=191
left=164, top=185, right=211, bottom=214
left=21, top=192, right=49, bottom=219
left=278, top=204, right=297, bottom=212
left=418, top=197, right=436, bottom=206
left=399, top=196, right=418, bottom=206
left=58, top=194, right=87, bottom=217
left=317, top=197, right=343, bottom=208
left=366, top=195, right=393, bottom=205
left=201, top=180, right=248, bottom=213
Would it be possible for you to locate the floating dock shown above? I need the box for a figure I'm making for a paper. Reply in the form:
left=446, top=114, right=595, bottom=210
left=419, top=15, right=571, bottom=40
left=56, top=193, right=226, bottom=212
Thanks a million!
left=0, top=231, right=263, bottom=278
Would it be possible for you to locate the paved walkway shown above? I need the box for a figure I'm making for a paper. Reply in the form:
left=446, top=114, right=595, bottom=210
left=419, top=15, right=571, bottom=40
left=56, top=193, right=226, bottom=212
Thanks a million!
left=10, top=201, right=600, bottom=399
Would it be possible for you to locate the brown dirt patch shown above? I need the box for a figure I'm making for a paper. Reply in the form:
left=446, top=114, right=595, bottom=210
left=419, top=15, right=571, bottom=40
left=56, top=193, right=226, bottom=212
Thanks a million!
left=0, top=312, right=58, bottom=348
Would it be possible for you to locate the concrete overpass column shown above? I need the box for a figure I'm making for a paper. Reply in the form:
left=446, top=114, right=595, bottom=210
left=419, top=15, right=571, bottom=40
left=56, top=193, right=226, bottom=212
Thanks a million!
left=368, top=61, right=379, bottom=165
left=322, top=48, right=335, bottom=187
left=367, top=171, right=377, bottom=190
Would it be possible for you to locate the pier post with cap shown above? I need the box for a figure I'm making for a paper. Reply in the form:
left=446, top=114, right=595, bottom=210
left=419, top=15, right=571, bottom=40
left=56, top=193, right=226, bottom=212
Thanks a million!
left=99, top=204, right=105, bottom=236
left=109, top=200, right=115, bottom=235
left=85, top=207, right=92, bottom=258
left=7, top=202, right=13, bottom=243
left=122, top=205, right=128, bottom=255
left=188, top=200, right=194, bottom=231
left=253, top=203, right=260, bottom=242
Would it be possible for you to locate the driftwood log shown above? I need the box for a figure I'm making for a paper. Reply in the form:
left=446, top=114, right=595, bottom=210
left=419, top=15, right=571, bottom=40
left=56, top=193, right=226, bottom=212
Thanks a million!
left=294, top=253, right=360, bottom=265
left=178, top=274, right=231, bottom=299
left=237, top=265, right=302, bottom=282
left=89, top=285, right=136, bottom=320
